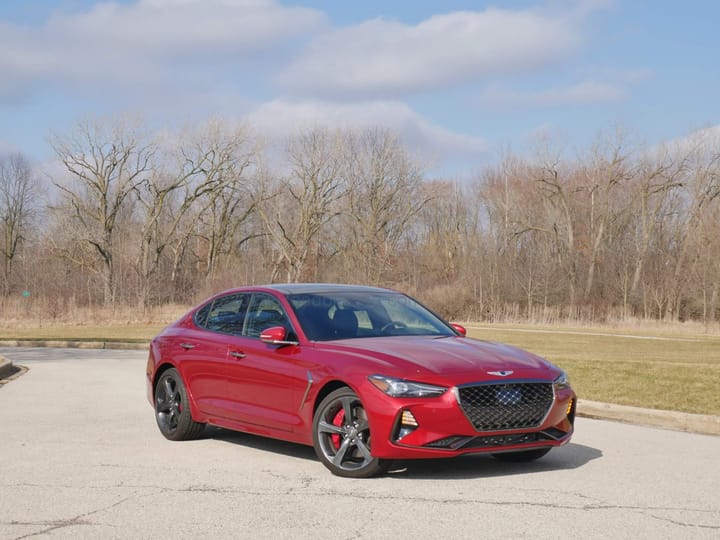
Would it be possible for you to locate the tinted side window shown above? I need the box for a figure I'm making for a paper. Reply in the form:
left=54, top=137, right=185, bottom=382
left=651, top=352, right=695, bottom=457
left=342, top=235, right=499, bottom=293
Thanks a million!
left=194, top=303, right=212, bottom=328
left=202, top=294, right=249, bottom=335
left=243, top=293, right=291, bottom=338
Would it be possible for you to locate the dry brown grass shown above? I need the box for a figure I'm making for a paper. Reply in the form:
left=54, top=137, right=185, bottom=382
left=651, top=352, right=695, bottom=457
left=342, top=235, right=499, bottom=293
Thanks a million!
left=0, top=298, right=186, bottom=341
left=0, top=297, right=187, bottom=328
left=0, top=324, right=163, bottom=342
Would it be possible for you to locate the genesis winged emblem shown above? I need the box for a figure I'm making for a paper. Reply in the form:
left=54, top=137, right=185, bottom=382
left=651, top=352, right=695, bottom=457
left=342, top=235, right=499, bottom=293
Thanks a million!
left=487, top=370, right=514, bottom=377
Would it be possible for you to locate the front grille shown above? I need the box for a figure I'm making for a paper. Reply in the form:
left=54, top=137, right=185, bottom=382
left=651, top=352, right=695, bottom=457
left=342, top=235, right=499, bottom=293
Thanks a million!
left=457, top=382, right=554, bottom=431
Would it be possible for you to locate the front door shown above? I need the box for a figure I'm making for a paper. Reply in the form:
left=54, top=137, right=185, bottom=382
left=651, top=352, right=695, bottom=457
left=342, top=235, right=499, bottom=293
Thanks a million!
left=223, top=293, right=306, bottom=432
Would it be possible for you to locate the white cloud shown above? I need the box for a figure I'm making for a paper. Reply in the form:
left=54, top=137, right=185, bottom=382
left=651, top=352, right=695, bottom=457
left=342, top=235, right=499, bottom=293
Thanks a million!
left=245, top=99, right=488, bottom=168
left=476, top=66, right=651, bottom=108
left=0, top=0, right=326, bottom=102
left=0, top=0, right=628, bottom=176
left=649, top=124, right=720, bottom=161
left=534, top=80, right=626, bottom=104
left=45, top=0, right=323, bottom=56
left=276, top=8, right=585, bottom=98
left=479, top=80, right=627, bottom=107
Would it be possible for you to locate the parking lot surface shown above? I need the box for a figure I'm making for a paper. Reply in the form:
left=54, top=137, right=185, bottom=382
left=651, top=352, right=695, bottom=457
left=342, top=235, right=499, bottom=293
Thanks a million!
left=1, top=348, right=718, bottom=539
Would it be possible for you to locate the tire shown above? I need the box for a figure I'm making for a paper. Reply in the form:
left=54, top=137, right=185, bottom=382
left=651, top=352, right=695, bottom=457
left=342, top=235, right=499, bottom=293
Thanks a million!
left=312, top=387, right=388, bottom=478
left=492, top=447, right=551, bottom=462
left=154, top=368, right=205, bottom=441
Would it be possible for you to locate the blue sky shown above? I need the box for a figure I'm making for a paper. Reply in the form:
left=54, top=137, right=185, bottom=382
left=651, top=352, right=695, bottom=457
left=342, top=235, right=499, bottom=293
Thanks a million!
left=0, top=0, right=718, bottom=177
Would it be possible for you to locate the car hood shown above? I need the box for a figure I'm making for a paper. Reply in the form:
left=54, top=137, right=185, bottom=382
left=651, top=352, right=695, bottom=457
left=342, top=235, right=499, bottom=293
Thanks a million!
left=317, top=336, right=557, bottom=381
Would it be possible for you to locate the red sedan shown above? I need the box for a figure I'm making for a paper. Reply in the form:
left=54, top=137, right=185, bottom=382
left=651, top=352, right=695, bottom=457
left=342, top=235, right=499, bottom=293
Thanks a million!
left=146, top=284, right=576, bottom=477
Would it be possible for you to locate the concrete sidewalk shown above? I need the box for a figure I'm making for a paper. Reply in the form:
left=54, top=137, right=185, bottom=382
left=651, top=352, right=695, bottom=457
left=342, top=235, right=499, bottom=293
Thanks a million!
left=1, top=345, right=718, bottom=436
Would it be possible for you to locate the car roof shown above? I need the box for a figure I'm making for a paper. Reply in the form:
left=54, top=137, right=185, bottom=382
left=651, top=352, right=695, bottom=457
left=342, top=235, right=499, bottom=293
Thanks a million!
left=262, top=283, right=395, bottom=295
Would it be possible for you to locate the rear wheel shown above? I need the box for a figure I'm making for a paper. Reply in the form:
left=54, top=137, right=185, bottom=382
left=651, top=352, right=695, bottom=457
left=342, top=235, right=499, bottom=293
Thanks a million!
left=154, top=368, right=205, bottom=441
left=492, top=448, right=551, bottom=462
left=313, top=388, right=388, bottom=478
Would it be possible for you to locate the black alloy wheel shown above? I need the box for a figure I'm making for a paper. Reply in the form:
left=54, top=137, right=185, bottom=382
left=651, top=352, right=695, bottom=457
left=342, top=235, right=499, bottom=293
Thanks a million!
left=154, top=368, right=205, bottom=441
left=313, top=387, right=388, bottom=478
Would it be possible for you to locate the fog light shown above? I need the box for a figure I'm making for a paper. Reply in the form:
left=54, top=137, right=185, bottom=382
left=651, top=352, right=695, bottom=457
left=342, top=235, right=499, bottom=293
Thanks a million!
left=566, top=398, right=574, bottom=416
left=401, top=410, right=418, bottom=427
left=395, top=410, right=419, bottom=441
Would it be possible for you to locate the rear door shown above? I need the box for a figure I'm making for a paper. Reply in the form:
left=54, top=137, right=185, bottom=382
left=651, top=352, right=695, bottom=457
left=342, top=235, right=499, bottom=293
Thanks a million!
left=178, top=293, right=249, bottom=418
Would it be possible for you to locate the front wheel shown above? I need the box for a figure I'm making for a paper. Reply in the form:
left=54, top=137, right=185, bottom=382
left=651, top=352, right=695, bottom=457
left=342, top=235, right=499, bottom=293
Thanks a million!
left=312, top=388, right=388, bottom=478
left=492, top=447, right=551, bottom=462
left=154, top=368, right=205, bottom=441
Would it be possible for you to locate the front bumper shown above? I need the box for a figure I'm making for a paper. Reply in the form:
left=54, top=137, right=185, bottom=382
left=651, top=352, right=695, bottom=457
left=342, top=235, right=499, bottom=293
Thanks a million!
left=361, top=379, right=576, bottom=459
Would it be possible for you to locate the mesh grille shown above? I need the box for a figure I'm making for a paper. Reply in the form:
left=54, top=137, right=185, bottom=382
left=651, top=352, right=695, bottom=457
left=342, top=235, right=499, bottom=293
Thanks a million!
left=458, top=382, right=554, bottom=431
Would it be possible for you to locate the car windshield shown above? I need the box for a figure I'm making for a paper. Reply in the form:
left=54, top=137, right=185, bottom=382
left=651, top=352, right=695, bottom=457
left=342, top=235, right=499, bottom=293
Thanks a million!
left=287, top=291, right=456, bottom=341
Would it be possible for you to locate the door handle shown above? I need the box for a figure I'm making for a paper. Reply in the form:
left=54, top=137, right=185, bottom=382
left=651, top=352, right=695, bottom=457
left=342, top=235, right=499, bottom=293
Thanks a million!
left=229, top=351, right=247, bottom=359
left=179, top=343, right=195, bottom=350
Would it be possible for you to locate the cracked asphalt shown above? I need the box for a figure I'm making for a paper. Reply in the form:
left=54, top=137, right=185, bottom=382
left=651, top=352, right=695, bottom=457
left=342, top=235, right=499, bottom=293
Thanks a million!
left=0, top=347, right=719, bottom=539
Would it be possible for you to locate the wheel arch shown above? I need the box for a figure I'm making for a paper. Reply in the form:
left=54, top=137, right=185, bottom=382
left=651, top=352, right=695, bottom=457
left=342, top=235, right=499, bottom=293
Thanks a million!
left=152, top=362, right=176, bottom=399
left=312, top=380, right=352, bottom=415
left=152, top=362, right=203, bottom=421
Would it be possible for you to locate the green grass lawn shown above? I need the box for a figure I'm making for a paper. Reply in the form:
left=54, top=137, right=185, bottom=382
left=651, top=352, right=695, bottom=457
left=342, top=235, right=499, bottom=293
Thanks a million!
left=1, top=321, right=718, bottom=416
left=466, top=324, right=720, bottom=416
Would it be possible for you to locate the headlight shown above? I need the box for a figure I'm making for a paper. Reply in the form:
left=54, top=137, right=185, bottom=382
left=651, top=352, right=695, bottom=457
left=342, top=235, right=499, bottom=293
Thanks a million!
left=554, top=370, right=571, bottom=390
left=369, top=375, right=447, bottom=398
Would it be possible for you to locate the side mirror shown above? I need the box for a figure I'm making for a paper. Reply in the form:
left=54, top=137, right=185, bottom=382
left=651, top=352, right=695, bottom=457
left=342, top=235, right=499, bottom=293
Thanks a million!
left=260, top=326, right=299, bottom=346
left=450, top=323, right=467, bottom=336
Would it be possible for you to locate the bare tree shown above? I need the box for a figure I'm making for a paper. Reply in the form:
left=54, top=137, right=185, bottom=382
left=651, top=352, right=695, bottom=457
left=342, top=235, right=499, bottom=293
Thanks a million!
left=133, top=121, right=259, bottom=306
left=0, top=153, right=38, bottom=296
left=341, top=128, right=426, bottom=284
left=258, top=128, right=345, bottom=282
left=578, top=135, right=634, bottom=302
left=516, top=159, right=581, bottom=308
left=2, top=113, right=718, bottom=324
left=661, top=136, right=720, bottom=320
left=51, top=118, right=154, bottom=306
left=417, top=180, right=467, bottom=284
left=628, top=151, right=687, bottom=304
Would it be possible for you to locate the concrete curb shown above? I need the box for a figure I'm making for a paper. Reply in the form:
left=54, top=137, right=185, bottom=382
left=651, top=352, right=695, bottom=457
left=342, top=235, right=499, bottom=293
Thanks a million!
left=0, top=354, right=13, bottom=379
left=0, top=340, right=148, bottom=350
left=578, top=399, right=720, bottom=436
left=1, top=342, right=718, bottom=436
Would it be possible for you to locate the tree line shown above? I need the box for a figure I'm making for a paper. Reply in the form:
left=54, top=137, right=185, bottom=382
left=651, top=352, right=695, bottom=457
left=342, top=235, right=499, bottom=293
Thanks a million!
left=1, top=117, right=719, bottom=323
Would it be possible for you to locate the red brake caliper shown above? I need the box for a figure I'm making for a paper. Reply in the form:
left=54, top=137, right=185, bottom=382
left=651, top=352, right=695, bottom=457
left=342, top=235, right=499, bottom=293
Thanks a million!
left=331, top=409, right=345, bottom=449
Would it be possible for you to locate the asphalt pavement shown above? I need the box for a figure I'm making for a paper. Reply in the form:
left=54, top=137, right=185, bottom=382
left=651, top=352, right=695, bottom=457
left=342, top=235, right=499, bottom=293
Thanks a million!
left=0, top=347, right=719, bottom=539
